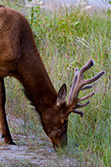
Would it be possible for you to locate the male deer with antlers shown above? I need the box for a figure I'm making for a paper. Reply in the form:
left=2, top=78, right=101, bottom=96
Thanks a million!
left=0, top=5, right=105, bottom=150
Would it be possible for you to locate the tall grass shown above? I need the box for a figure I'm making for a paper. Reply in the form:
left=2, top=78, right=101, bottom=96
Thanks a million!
left=1, top=1, right=111, bottom=166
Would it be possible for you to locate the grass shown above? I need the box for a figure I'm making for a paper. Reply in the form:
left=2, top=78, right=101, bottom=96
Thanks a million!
left=1, top=0, right=111, bottom=166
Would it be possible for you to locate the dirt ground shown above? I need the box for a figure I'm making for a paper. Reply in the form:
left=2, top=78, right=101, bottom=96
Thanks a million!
left=0, top=133, right=78, bottom=167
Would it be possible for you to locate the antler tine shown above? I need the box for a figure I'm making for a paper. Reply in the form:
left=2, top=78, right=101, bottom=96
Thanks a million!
left=78, top=92, right=95, bottom=102
left=81, top=85, right=93, bottom=90
left=79, top=59, right=94, bottom=76
left=76, top=101, right=90, bottom=108
left=84, top=71, right=105, bottom=85
left=72, top=109, right=84, bottom=117
left=68, top=68, right=79, bottom=104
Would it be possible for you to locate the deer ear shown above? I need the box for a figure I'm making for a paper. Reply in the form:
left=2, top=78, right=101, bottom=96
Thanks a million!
left=56, top=83, right=67, bottom=106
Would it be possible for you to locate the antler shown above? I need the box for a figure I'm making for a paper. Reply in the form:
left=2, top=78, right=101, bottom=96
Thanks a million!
left=67, top=59, right=105, bottom=117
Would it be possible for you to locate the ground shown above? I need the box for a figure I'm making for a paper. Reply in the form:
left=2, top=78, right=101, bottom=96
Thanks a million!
left=0, top=115, right=78, bottom=167
left=0, top=134, right=78, bottom=167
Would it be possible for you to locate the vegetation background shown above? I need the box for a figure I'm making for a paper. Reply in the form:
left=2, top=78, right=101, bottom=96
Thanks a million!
left=0, top=0, right=111, bottom=166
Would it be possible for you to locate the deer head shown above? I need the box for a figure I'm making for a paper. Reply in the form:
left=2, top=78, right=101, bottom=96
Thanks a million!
left=39, top=59, right=105, bottom=149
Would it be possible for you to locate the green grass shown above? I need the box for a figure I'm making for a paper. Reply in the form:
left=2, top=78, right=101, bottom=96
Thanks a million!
left=1, top=1, right=111, bottom=166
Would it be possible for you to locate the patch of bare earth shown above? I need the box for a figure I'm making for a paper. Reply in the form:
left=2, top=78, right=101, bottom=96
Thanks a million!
left=0, top=116, right=78, bottom=167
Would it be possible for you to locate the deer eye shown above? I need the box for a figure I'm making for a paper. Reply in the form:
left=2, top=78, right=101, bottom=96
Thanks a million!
left=63, top=119, right=67, bottom=125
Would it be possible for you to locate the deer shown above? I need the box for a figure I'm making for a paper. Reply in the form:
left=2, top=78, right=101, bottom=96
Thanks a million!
left=0, top=5, right=105, bottom=150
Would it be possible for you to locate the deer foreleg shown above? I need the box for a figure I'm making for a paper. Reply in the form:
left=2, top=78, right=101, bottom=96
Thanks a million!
left=0, top=77, right=15, bottom=144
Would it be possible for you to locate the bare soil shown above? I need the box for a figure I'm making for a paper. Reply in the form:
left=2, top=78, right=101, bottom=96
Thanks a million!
left=0, top=130, right=78, bottom=167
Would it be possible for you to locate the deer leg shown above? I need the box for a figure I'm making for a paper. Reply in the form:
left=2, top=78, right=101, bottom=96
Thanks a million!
left=0, top=77, right=15, bottom=144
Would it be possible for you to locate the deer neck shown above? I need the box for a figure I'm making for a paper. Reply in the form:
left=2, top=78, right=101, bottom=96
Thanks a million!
left=16, top=49, right=57, bottom=114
